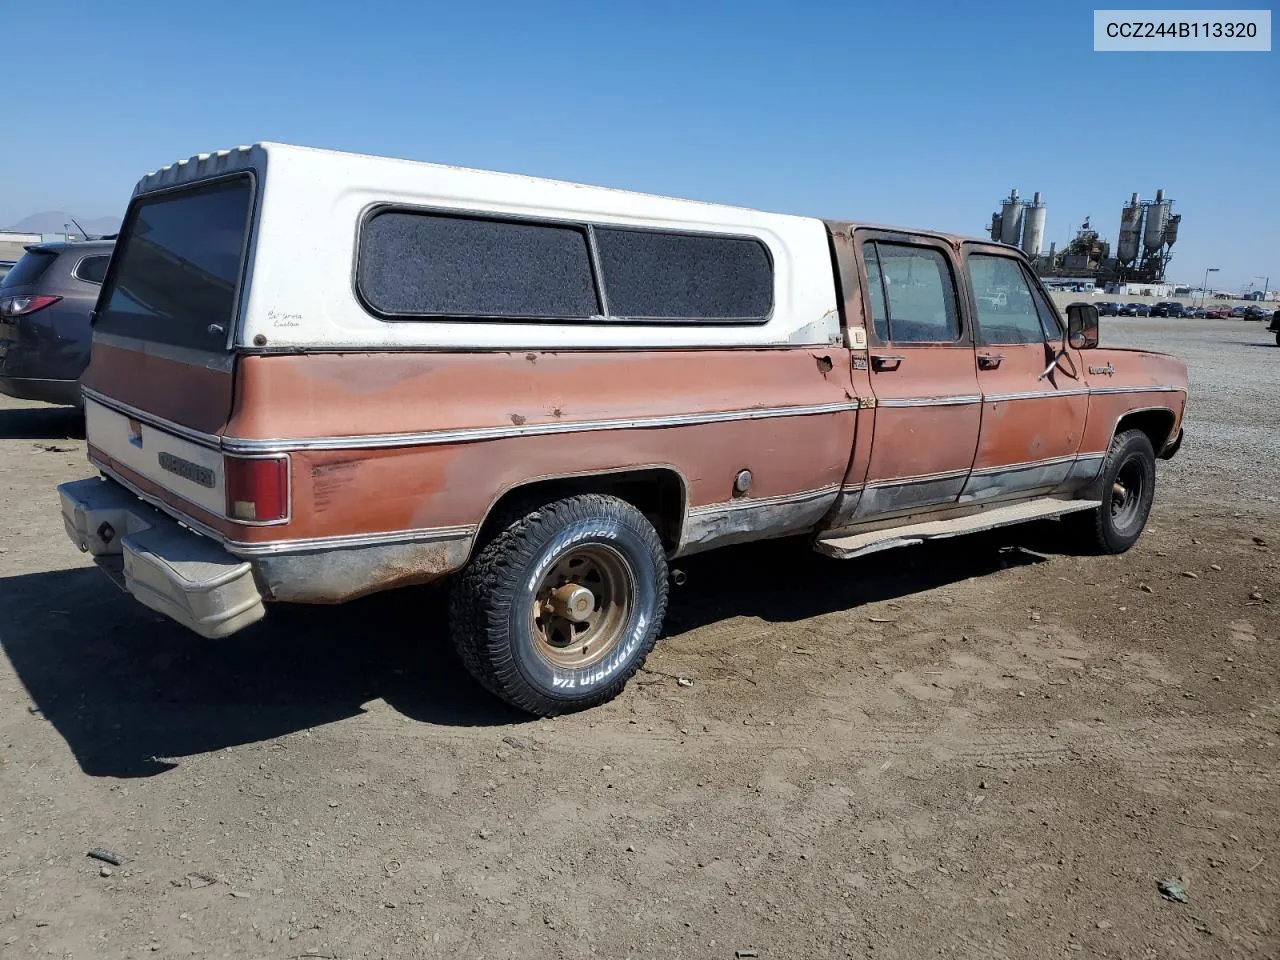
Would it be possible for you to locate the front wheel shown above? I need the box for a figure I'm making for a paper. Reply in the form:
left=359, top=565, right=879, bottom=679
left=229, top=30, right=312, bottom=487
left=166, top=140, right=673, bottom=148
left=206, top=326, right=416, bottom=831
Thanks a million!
left=449, top=494, right=668, bottom=716
left=1071, top=428, right=1157, bottom=554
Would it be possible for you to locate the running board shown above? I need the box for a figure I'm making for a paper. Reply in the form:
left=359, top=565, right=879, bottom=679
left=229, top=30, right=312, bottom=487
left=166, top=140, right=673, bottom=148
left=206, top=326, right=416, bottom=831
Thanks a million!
left=813, top=498, right=1101, bottom=560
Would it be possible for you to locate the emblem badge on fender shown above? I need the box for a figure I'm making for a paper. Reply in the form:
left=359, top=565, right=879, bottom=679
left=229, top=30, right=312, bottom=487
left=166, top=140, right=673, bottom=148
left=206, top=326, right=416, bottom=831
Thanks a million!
left=1089, top=362, right=1115, bottom=377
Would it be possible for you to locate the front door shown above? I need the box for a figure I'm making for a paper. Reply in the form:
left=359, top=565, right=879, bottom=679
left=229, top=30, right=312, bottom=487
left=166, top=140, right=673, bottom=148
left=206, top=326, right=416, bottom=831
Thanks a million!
left=961, top=248, right=1089, bottom=501
left=854, top=234, right=981, bottom=519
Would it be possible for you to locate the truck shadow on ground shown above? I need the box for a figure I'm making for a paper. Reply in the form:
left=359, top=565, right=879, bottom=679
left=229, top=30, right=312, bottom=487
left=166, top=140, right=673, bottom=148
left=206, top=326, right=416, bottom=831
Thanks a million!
left=0, top=405, right=85, bottom=440
left=1, top=534, right=1047, bottom=780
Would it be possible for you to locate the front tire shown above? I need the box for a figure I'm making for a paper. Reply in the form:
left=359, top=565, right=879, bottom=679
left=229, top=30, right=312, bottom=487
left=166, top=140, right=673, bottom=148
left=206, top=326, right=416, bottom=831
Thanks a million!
left=449, top=494, right=668, bottom=716
left=1073, top=428, right=1157, bottom=554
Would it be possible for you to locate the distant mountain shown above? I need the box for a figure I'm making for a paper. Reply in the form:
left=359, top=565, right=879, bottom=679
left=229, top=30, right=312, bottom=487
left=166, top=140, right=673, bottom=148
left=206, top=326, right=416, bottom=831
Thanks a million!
left=5, top=211, right=121, bottom=236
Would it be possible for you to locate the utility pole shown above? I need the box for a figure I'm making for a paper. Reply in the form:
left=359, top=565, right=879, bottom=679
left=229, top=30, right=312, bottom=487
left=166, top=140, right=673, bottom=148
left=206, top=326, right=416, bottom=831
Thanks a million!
left=1200, top=267, right=1219, bottom=307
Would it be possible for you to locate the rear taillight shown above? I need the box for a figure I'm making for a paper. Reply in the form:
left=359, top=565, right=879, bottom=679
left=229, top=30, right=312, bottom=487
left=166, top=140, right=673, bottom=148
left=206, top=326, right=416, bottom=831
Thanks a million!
left=0, top=294, right=61, bottom=320
left=224, top=455, right=290, bottom=523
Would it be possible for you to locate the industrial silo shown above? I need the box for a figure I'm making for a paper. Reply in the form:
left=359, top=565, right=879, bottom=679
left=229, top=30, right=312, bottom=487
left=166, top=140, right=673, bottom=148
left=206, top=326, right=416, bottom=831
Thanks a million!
left=990, top=212, right=1003, bottom=241
left=1021, top=192, right=1046, bottom=257
left=1143, top=188, right=1170, bottom=254
left=1117, top=193, right=1143, bottom=265
left=1000, top=189, right=1024, bottom=246
left=1163, top=213, right=1180, bottom=247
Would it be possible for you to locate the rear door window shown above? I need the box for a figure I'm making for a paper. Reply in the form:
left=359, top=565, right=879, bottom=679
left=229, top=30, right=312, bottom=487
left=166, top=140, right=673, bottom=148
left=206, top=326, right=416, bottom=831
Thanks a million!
left=96, top=175, right=253, bottom=351
left=0, top=250, right=57, bottom=289
left=866, top=242, right=961, bottom=342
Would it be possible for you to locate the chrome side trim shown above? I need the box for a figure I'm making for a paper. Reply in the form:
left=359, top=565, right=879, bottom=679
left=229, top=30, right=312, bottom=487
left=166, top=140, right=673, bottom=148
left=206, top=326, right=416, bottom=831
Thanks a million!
left=222, top=401, right=860, bottom=453
left=228, top=524, right=477, bottom=558
left=864, top=467, right=971, bottom=489
left=876, top=395, right=983, bottom=408
left=83, top=388, right=222, bottom=450
left=1089, top=384, right=1186, bottom=396
left=94, top=460, right=476, bottom=558
left=968, top=453, right=1077, bottom=477
left=677, top=483, right=842, bottom=557
left=684, top=483, right=841, bottom=518
left=984, top=388, right=1090, bottom=402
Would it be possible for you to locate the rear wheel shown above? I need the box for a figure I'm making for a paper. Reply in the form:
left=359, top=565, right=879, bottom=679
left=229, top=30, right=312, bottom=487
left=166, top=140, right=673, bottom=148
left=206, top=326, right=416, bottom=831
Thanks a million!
left=449, top=494, right=668, bottom=715
left=1071, top=428, right=1157, bottom=554
left=1274, top=330, right=1279, bottom=346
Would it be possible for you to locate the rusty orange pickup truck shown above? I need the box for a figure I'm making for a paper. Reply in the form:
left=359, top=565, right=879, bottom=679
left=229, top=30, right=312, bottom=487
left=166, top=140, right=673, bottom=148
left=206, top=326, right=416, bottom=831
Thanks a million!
left=58, top=143, right=1187, bottom=715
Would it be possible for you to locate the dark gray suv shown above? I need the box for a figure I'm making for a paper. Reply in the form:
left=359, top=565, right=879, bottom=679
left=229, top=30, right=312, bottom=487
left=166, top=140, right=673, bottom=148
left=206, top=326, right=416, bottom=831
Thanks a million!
left=0, top=240, right=113, bottom=406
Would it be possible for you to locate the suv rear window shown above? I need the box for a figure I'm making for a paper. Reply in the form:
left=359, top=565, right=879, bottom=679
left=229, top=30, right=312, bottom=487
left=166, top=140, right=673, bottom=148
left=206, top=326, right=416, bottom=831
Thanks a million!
left=0, top=250, right=57, bottom=289
left=96, top=175, right=253, bottom=351
left=74, top=254, right=111, bottom=285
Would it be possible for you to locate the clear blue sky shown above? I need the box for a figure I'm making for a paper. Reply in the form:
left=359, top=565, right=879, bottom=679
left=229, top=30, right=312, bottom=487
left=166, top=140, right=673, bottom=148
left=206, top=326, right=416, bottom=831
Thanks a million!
left=2, top=0, right=1275, bottom=290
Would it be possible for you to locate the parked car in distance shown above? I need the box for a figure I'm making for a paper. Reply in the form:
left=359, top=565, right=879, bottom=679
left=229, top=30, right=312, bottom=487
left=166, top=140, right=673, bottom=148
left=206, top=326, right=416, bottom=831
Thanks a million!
left=1132, top=303, right=1151, bottom=317
left=1243, top=305, right=1271, bottom=322
left=0, top=239, right=114, bottom=406
left=57, top=142, right=1189, bottom=716
left=1149, top=301, right=1185, bottom=318
left=1231, top=306, right=1249, bottom=318
left=1183, top=306, right=1206, bottom=319
left=1117, top=303, right=1138, bottom=316
left=1096, top=301, right=1121, bottom=316
left=1203, top=306, right=1231, bottom=319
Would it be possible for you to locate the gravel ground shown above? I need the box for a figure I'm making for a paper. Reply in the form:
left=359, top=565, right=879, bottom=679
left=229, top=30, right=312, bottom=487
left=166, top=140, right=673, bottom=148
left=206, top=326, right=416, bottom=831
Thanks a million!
left=0, top=322, right=1277, bottom=959
left=1098, top=316, right=1280, bottom=508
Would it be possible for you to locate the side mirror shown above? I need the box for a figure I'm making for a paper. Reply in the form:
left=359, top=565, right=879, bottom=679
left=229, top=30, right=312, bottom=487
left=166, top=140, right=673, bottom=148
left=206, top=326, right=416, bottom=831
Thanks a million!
left=1066, top=302, right=1099, bottom=349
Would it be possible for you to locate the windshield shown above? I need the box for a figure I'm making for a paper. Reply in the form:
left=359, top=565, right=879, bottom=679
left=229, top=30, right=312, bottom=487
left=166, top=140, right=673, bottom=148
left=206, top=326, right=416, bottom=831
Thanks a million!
left=95, top=175, right=253, bottom=351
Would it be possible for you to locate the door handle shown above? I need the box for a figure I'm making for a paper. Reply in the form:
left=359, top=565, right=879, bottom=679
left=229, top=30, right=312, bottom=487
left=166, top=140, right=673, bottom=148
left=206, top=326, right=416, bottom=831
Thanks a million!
left=977, top=353, right=1005, bottom=370
left=871, top=354, right=904, bottom=372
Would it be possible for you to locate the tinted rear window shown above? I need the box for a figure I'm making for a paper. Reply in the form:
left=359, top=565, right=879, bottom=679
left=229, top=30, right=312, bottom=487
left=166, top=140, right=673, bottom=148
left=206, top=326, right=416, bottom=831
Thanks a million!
left=594, top=227, right=772, bottom=320
left=0, top=250, right=57, bottom=289
left=97, top=176, right=253, bottom=350
left=75, top=254, right=111, bottom=285
left=358, top=212, right=600, bottom=319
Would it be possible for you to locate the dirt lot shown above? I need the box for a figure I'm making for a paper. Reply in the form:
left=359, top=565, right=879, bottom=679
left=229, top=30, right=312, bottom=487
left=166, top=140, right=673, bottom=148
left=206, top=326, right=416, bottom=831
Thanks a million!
left=1, top=318, right=1277, bottom=959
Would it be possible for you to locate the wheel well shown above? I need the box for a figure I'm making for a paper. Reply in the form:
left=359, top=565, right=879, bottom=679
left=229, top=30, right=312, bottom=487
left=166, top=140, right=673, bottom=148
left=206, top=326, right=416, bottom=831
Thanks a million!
left=477, top=468, right=688, bottom=552
left=1115, top=408, right=1175, bottom=453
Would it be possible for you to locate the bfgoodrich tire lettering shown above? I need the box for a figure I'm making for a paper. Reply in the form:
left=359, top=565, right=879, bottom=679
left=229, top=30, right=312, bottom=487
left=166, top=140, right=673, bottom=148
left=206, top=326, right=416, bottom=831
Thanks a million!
left=1074, top=428, right=1157, bottom=554
left=449, top=494, right=668, bottom=715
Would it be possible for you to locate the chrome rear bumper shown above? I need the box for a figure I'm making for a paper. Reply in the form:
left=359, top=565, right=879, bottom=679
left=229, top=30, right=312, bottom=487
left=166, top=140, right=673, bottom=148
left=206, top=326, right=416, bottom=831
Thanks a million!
left=59, top=477, right=266, bottom=638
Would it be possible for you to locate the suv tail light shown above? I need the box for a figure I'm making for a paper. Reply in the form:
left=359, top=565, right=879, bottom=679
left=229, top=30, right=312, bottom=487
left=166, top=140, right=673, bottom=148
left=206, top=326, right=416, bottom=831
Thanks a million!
left=224, top=455, right=290, bottom=523
left=0, top=294, right=62, bottom=320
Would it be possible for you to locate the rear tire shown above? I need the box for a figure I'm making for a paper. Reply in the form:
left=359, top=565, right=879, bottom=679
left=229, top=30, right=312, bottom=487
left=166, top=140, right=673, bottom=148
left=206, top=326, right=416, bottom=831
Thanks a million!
left=1071, top=428, right=1157, bottom=554
left=449, top=494, right=668, bottom=716
left=1274, top=331, right=1279, bottom=346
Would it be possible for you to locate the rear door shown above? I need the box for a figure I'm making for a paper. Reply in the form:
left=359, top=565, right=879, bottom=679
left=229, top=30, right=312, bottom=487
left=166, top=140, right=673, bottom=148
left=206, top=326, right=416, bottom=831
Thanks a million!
left=961, top=245, right=1088, bottom=501
left=84, top=174, right=255, bottom=435
left=852, top=231, right=981, bottom=519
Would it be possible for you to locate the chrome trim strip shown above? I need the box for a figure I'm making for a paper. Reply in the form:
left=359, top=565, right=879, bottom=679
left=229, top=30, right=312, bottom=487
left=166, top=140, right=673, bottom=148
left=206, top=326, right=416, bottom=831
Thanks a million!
left=864, top=468, right=971, bottom=489
left=95, top=460, right=230, bottom=545
left=227, top=524, right=477, bottom=557
left=685, top=483, right=842, bottom=517
left=968, top=453, right=1078, bottom=477
left=876, top=395, right=982, bottom=408
left=83, top=389, right=222, bottom=450
left=984, top=388, right=1090, bottom=402
left=1089, top=384, right=1185, bottom=396
left=95, top=460, right=476, bottom=558
left=222, top=401, right=860, bottom=453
